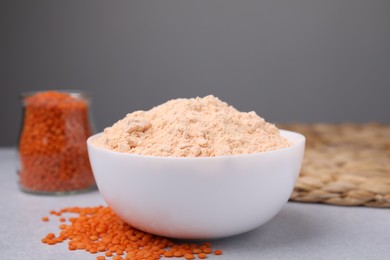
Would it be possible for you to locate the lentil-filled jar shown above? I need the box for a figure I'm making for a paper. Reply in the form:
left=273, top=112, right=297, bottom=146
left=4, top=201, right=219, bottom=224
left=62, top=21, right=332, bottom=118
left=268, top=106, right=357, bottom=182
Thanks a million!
left=18, top=90, right=96, bottom=194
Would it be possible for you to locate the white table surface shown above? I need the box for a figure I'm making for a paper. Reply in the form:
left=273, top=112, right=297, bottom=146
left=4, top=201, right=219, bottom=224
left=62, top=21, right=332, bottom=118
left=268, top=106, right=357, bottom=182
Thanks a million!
left=0, top=148, right=389, bottom=260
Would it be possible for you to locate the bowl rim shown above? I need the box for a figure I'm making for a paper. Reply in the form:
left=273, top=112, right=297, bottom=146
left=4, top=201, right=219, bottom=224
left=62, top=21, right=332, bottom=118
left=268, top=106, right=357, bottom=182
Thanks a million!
left=87, top=129, right=305, bottom=160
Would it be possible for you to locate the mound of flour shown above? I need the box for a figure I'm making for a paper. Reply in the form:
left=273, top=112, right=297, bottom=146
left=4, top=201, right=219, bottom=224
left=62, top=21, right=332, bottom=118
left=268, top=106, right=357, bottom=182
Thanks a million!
left=93, top=95, right=290, bottom=157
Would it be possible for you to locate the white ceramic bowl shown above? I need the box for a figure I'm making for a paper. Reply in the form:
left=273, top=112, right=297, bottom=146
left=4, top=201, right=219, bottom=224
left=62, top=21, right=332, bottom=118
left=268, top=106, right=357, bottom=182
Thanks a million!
left=87, top=130, right=305, bottom=239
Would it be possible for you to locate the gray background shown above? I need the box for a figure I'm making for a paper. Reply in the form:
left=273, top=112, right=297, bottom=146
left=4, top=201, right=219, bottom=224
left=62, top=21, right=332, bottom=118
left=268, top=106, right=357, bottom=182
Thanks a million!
left=1, top=0, right=389, bottom=146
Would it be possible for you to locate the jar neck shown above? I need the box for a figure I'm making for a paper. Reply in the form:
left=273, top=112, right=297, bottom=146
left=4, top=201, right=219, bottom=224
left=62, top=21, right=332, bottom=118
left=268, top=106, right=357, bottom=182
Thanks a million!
left=20, top=90, right=91, bottom=106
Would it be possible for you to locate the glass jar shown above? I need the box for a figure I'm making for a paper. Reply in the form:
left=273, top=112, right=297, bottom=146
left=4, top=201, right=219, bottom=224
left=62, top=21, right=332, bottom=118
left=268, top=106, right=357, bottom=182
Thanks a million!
left=18, top=90, right=96, bottom=195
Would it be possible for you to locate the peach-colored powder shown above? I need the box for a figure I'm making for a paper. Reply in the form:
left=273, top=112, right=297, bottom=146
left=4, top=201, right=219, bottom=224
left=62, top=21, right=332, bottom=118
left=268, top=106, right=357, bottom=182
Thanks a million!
left=93, top=95, right=290, bottom=157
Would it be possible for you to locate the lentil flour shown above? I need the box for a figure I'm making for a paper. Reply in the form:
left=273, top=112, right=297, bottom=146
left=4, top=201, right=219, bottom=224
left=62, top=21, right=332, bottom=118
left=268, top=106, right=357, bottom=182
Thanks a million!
left=93, top=95, right=290, bottom=157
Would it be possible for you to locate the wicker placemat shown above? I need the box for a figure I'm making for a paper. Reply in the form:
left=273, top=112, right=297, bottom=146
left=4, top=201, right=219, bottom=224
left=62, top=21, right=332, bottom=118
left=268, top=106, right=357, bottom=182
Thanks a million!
left=278, top=123, right=390, bottom=208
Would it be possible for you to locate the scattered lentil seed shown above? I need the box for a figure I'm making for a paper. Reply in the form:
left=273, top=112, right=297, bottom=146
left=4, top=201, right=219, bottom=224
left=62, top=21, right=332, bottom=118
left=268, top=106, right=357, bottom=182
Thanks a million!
left=214, top=249, right=223, bottom=255
left=47, top=240, right=56, bottom=245
left=97, top=246, right=106, bottom=252
left=41, top=206, right=223, bottom=259
left=46, top=233, right=55, bottom=239
left=192, top=249, right=201, bottom=254
left=69, top=245, right=77, bottom=250
left=42, top=216, right=49, bottom=222
left=202, top=247, right=212, bottom=254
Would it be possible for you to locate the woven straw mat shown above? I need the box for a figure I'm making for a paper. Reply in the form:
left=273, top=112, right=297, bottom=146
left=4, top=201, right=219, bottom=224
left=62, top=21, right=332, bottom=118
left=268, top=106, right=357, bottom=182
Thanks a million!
left=278, top=123, right=390, bottom=208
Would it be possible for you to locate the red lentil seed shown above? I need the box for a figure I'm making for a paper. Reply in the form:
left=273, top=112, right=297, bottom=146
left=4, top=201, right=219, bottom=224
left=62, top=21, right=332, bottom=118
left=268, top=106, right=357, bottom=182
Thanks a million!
left=90, top=248, right=98, bottom=254
left=90, top=235, right=99, bottom=241
left=47, top=240, right=56, bottom=245
left=192, top=249, right=201, bottom=254
left=97, top=246, right=106, bottom=252
left=50, top=210, right=62, bottom=216
left=202, top=247, right=212, bottom=254
left=214, top=249, right=223, bottom=255
left=69, top=245, right=77, bottom=250
left=46, top=233, right=55, bottom=239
